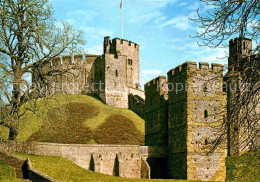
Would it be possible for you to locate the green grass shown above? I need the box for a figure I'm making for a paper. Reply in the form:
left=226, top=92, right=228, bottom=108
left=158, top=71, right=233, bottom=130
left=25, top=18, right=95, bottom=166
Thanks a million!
left=226, top=151, right=260, bottom=182
left=0, top=126, right=9, bottom=140
left=0, top=161, right=21, bottom=182
left=0, top=95, right=145, bottom=144
left=14, top=153, right=191, bottom=182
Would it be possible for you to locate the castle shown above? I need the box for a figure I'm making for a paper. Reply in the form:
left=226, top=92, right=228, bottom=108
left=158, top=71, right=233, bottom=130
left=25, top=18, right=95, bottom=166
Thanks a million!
left=29, top=37, right=259, bottom=181
left=32, top=36, right=145, bottom=109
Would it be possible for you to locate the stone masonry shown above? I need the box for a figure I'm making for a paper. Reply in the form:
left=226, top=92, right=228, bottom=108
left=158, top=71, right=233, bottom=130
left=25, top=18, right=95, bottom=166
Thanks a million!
left=225, top=37, right=260, bottom=155
left=32, top=37, right=145, bottom=109
left=27, top=37, right=259, bottom=181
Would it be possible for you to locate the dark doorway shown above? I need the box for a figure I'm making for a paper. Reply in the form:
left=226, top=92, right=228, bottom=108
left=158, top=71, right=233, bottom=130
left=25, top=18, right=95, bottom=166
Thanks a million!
left=147, top=158, right=168, bottom=179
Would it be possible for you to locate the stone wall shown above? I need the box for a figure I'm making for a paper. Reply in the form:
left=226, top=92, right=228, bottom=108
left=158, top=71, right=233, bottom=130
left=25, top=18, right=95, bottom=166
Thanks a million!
left=167, top=62, right=227, bottom=181
left=128, top=87, right=145, bottom=99
left=167, top=64, right=188, bottom=179
left=186, top=62, right=227, bottom=181
left=128, top=94, right=145, bottom=119
left=226, top=38, right=260, bottom=155
left=32, top=54, right=100, bottom=97
left=0, top=141, right=147, bottom=179
left=144, top=76, right=168, bottom=147
left=0, top=149, right=56, bottom=181
left=103, top=53, right=128, bottom=108
left=112, top=38, right=140, bottom=89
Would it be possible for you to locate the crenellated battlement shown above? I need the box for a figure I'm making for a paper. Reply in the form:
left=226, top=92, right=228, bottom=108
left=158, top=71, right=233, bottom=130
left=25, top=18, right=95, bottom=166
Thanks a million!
left=112, top=38, right=139, bottom=49
left=43, top=54, right=101, bottom=69
left=167, top=61, right=224, bottom=78
left=144, top=76, right=166, bottom=89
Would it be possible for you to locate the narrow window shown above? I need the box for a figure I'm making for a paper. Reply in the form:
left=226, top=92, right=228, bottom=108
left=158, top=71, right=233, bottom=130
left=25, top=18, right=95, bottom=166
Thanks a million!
left=203, top=83, right=208, bottom=92
left=128, top=59, right=132, bottom=65
left=115, top=70, right=118, bottom=77
left=243, top=41, right=246, bottom=50
left=205, top=138, right=208, bottom=145
left=49, top=61, right=53, bottom=67
left=204, top=110, right=208, bottom=118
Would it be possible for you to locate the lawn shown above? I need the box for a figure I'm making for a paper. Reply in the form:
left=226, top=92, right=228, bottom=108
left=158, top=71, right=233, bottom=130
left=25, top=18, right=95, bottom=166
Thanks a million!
left=226, top=151, right=260, bottom=182
left=0, top=161, right=22, bottom=182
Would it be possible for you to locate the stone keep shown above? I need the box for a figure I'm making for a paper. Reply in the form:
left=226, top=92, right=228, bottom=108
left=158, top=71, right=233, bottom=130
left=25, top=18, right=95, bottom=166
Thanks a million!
left=32, top=37, right=145, bottom=109
left=167, top=62, right=227, bottom=181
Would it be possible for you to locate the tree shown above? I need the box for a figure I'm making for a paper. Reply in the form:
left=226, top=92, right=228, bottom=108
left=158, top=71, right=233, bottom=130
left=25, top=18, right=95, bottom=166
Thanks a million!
left=191, top=0, right=260, bottom=155
left=0, top=0, right=85, bottom=140
left=191, top=0, right=259, bottom=50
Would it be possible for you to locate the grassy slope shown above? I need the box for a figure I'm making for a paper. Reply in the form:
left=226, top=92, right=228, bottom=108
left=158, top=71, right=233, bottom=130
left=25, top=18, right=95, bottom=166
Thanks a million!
left=0, top=161, right=22, bottom=182
left=0, top=95, right=144, bottom=144
left=0, top=126, right=9, bottom=140
left=226, top=151, right=260, bottom=182
left=15, top=153, right=191, bottom=182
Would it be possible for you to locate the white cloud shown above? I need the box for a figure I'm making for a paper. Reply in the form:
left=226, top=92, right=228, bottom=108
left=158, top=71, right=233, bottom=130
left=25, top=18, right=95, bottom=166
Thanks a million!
left=154, top=16, right=167, bottom=24
left=179, top=2, right=187, bottom=6
left=86, top=45, right=103, bottom=55
left=159, top=15, right=191, bottom=30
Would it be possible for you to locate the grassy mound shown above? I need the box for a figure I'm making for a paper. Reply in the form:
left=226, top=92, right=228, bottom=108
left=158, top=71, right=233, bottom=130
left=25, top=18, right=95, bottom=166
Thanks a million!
left=14, top=153, right=190, bottom=181
left=94, top=114, right=144, bottom=145
left=0, top=161, right=21, bottom=182
left=0, top=126, right=9, bottom=140
left=0, top=95, right=145, bottom=145
left=29, top=103, right=97, bottom=143
left=226, top=151, right=260, bottom=182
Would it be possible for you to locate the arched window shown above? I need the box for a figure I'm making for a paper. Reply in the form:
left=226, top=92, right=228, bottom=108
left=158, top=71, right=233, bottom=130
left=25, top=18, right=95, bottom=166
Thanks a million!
left=204, top=110, right=208, bottom=118
left=115, top=70, right=118, bottom=77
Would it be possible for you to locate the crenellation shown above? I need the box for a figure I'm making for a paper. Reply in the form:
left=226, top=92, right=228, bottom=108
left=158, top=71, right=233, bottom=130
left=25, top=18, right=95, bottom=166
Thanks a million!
left=74, top=54, right=84, bottom=64
left=51, top=57, right=61, bottom=67
left=199, top=62, right=209, bottom=70
left=211, top=63, right=224, bottom=73
left=62, top=55, right=72, bottom=66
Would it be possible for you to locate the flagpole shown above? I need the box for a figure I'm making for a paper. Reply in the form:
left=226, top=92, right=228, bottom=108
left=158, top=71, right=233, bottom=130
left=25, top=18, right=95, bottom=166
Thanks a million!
left=121, top=0, right=123, bottom=39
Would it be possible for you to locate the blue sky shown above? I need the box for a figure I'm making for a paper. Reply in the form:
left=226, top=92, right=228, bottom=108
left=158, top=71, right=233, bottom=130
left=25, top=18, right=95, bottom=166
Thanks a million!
left=51, top=0, right=231, bottom=87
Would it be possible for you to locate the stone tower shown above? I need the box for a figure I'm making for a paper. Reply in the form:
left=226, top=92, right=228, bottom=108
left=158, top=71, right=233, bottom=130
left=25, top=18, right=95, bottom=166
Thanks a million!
left=94, top=37, right=143, bottom=108
left=225, top=37, right=257, bottom=155
left=32, top=36, right=144, bottom=109
left=167, top=62, right=227, bottom=181
left=228, top=37, right=252, bottom=71
left=144, top=76, right=168, bottom=147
